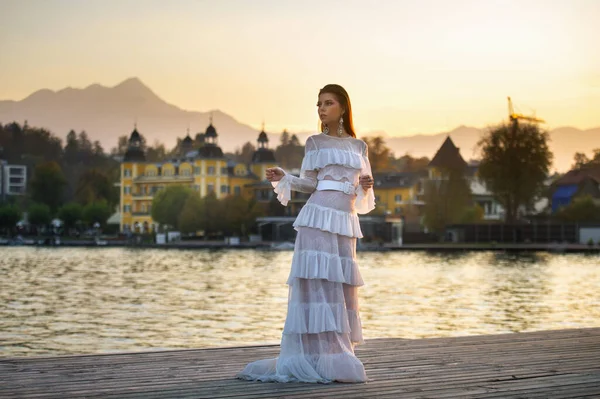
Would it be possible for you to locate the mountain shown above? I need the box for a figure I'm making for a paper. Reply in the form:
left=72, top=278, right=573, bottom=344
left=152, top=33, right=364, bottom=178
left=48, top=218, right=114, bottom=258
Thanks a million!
left=1, top=78, right=599, bottom=172
left=0, top=77, right=261, bottom=153
left=381, top=125, right=600, bottom=173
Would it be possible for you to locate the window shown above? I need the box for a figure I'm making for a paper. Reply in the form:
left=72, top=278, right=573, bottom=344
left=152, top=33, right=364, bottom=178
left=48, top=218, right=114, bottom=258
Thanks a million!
left=9, top=177, right=23, bottom=184
left=234, top=186, right=241, bottom=196
left=221, top=167, right=228, bottom=175
left=146, top=170, right=156, bottom=177
left=9, top=167, right=25, bottom=176
left=395, top=194, right=402, bottom=203
left=207, top=166, right=215, bottom=175
left=394, top=207, right=402, bottom=214
left=123, top=169, right=132, bottom=177
left=207, top=184, right=214, bottom=193
left=375, top=195, right=381, bottom=202
left=194, top=166, right=201, bottom=175
left=124, top=186, right=131, bottom=195
left=164, top=169, right=173, bottom=177
left=193, top=185, right=200, bottom=191
left=124, top=205, right=131, bottom=213
left=256, top=189, right=270, bottom=200
left=221, top=185, right=229, bottom=194
left=182, top=169, right=191, bottom=176
left=141, top=204, right=146, bottom=213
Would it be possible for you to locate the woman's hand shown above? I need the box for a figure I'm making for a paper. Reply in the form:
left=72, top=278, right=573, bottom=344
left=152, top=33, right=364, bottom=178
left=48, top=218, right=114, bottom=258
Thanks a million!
left=266, top=167, right=285, bottom=182
left=359, top=175, right=373, bottom=191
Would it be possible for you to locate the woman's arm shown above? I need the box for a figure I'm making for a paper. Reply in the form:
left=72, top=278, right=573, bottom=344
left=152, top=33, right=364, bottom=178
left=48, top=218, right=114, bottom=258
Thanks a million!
left=355, top=141, right=376, bottom=214
left=267, top=137, right=319, bottom=206
left=268, top=168, right=318, bottom=206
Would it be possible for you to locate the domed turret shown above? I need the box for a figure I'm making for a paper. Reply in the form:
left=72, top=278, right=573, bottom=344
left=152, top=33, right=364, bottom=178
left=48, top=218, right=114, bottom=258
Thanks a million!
left=124, top=126, right=146, bottom=162
left=251, top=125, right=276, bottom=163
left=180, top=131, right=193, bottom=156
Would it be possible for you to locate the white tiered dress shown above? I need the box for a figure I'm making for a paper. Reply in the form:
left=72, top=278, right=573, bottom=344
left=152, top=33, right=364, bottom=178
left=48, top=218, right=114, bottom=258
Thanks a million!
left=236, top=132, right=376, bottom=383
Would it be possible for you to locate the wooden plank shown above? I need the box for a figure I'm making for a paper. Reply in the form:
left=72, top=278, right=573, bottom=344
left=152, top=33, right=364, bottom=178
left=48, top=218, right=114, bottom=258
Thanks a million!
left=0, top=328, right=598, bottom=399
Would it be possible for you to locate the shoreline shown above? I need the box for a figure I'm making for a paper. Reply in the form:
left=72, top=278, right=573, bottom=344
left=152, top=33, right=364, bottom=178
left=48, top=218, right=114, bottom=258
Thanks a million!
left=2, top=239, right=600, bottom=253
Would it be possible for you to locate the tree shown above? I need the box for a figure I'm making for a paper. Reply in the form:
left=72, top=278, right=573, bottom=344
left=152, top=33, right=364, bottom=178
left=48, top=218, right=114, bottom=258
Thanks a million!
left=58, top=203, right=83, bottom=231
left=64, top=130, right=79, bottom=164
left=28, top=203, right=52, bottom=231
left=289, top=134, right=300, bottom=146
left=82, top=200, right=112, bottom=227
left=111, top=135, right=129, bottom=156
left=571, top=149, right=600, bottom=169
left=151, top=185, right=194, bottom=230
left=460, top=204, right=485, bottom=224
left=178, top=192, right=203, bottom=234
left=477, top=123, right=552, bottom=223
left=220, top=195, right=265, bottom=236
left=422, top=167, right=472, bottom=234
left=29, top=161, right=67, bottom=212
left=197, top=191, right=222, bottom=237
left=572, top=153, right=590, bottom=169
left=74, top=169, right=116, bottom=207
left=280, top=130, right=290, bottom=146
left=146, top=140, right=167, bottom=162
left=0, top=204, right=21, bottom=236
left=554, top=195, right=600, bottom=223
left=393, top=154, right=430, bottom=173
left=235, top=141, right=256, bottom=164
left=362, top=136, right=391, bottom=173
left=93, top=141, right=104, bottom=157
left=274, top=135, right=304, bottom=170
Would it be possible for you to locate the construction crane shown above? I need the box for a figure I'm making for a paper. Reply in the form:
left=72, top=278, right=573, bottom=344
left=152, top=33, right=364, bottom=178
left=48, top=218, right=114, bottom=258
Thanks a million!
left=507, top=96, right=545, bottom=125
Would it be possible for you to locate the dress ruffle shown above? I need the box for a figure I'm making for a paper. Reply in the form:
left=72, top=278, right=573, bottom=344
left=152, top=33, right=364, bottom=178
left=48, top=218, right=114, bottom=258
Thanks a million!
left=284, top=302, right=350, bottom=334
left=301, top=148, right=367, bottom=172
left=236, top=351, right=366, bottom=383
left=293, top=203, right=363, bottom=238
left=287, top=249, right=364, bottom=286
left=282, top=303, right=364, bottom=345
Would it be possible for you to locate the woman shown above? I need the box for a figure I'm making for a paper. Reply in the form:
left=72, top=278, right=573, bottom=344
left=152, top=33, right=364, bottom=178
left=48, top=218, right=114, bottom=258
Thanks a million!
left=236, top=84, right=375, bottom=383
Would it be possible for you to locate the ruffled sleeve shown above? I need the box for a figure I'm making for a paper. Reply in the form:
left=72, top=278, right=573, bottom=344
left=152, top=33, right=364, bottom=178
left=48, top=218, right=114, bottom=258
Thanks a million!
left=355, top=141, right=376, bottom=214
left=271, top=172, right=292, bottom=206
left=271, top=138, right=318, bottom=206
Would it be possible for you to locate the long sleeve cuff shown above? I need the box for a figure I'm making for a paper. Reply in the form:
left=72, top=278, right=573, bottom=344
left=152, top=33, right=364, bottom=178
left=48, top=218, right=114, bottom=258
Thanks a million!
left=271, top=174, right=292, bottom=206
left=355, top=186, right=376, bottom=214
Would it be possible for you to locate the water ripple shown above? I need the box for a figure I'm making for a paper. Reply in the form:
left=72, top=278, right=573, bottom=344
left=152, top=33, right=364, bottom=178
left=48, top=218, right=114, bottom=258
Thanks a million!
left=1, top=248, right=598, bottom=357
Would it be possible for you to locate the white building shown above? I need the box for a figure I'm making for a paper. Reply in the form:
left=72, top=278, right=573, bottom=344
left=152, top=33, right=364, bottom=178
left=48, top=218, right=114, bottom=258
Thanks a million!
left=0, top=161, right=27, bottom=198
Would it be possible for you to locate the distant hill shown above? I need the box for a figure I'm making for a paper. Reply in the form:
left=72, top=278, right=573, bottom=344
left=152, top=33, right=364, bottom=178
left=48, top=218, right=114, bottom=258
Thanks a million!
left=382, top=125, right=600, bottom=173
left=1, top=78, right=598, bottom=172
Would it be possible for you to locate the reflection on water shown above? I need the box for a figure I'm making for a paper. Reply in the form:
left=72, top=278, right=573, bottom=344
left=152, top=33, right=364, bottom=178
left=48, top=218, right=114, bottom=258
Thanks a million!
left=1, top=248, right=598, bottom=357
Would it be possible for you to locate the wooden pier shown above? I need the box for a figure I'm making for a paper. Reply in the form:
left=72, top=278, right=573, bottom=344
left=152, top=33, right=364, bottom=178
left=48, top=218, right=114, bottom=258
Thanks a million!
left=1, top=328, right=599, bottom=398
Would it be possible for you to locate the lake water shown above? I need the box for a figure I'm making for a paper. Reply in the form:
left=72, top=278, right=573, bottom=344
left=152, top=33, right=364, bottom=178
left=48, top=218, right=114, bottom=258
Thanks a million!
left=1, top=247, right=599, bottom=357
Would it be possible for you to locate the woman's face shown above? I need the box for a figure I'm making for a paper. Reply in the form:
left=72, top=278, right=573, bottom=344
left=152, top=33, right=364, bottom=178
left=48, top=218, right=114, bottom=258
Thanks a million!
left=317, top=93, right=344, bottom=127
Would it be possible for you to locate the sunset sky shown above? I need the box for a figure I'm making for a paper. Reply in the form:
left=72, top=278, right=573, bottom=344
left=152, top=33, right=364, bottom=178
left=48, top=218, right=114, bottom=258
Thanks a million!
left=1, top=0, right=599, bottom=136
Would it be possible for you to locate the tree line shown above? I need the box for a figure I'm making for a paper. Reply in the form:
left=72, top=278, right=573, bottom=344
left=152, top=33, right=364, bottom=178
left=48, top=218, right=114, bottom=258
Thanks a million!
left=1, top=119, right=597, bottom=238
left=0, top=122, right=117, bottom=235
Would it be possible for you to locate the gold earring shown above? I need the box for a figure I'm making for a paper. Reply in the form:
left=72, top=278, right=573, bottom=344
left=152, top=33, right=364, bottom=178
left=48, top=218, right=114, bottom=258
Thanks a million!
left=337, top=116, right=344, bottom=137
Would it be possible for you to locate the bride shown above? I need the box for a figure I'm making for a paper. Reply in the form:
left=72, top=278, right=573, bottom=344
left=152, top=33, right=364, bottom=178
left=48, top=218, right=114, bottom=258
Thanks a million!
left=236, top=84, right=375, bottom=383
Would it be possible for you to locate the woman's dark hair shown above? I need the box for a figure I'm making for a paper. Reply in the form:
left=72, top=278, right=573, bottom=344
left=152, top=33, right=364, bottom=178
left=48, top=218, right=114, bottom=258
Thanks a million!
left=319, top=84, right=356, bottom=138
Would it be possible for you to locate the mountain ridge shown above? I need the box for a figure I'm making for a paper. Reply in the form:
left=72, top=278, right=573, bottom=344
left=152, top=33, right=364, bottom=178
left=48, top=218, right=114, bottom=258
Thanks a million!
left=1, top=78, right=599, bottom=172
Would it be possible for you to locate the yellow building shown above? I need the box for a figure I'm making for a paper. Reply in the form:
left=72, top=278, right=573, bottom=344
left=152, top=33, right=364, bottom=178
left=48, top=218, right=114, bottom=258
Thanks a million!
left=372, top=173, right=425, bottom=218
left=119, top=123, right=277, bottom=233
